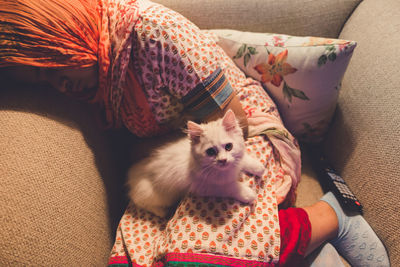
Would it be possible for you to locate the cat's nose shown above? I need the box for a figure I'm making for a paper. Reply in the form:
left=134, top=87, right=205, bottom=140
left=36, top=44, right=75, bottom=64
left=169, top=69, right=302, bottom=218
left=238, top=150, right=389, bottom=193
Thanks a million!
left=217, top=159, right=227, bottom=166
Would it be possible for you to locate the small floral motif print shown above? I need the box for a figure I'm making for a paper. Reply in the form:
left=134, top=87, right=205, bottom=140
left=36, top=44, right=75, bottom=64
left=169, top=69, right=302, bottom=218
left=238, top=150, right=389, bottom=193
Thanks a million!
left=254, top=49, right=295, bottom=86
left=303, top=37, right=353, bottom=67
left=304, top=37, right=350, bottom=46
left=318, top=45, right=338, bottom=67
left=264, top=35, right=285, bottom=47
left=253, top=49, right=309, bottom=103
left=233, top=44, right=258, bottom=66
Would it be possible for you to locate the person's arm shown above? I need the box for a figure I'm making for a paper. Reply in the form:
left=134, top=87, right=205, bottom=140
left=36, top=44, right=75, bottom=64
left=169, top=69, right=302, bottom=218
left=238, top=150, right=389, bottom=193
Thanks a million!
left=180, top=67, right=248, bottom=139
left=135, top=7, right=247, bottom=136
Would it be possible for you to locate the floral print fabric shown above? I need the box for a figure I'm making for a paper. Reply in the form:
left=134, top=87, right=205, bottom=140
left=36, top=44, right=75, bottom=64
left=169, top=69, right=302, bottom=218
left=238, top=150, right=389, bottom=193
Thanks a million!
left=110, top=134, right=284, bottom=266
left=121, top=1, right=235, bottom=137
left=109, top=4, right=289, bottom=263
left=109, top=37, right=290, bottom=264
left=109, top=1, right=304, bottom=266
left=209, top=29, right=357, bottom=142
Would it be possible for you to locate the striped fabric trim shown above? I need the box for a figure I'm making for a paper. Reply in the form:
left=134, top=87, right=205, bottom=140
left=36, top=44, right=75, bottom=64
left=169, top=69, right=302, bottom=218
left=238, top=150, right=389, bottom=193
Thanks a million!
left=182, top=68, right=234, bottom=120
left=163, top=252, right=276, bottom=267
left=108, top=256, right=130, bottom=267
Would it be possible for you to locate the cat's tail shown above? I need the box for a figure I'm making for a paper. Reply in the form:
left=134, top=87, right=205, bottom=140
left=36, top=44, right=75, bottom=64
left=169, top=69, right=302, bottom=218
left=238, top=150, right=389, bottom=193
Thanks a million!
left=127, top=174, right=168, bottom=217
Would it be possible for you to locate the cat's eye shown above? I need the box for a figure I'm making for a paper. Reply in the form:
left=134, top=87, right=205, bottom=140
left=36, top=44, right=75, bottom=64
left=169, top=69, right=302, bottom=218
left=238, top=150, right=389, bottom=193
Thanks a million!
left=225, top=143, right=233, bottom=151
left=206, top=147, right=217, bottom=157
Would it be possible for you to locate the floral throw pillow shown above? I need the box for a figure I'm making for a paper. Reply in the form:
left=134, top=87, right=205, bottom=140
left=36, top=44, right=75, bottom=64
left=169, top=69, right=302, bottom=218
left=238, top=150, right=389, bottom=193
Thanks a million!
left=208, top=29, right=357, bottom=142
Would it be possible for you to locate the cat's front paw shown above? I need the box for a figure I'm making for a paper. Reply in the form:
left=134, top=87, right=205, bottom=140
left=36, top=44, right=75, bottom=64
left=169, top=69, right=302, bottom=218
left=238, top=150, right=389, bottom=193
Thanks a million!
left=243, top=155, right=265, bottom=177
left=149, top=206, right=169, bottom=218
left=252, top=161, right=265, bottom=177
left=237, top=185, right=257, bottom=204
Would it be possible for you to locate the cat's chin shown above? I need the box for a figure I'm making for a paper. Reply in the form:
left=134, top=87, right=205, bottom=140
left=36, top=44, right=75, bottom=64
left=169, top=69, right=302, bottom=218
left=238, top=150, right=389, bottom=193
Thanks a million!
left=214, top=163, right=232, bottom=171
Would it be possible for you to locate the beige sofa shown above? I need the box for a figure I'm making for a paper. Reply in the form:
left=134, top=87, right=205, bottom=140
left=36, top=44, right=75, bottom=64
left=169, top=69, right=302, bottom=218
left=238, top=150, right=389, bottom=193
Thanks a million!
left=1, top=0, right=398, bottom=265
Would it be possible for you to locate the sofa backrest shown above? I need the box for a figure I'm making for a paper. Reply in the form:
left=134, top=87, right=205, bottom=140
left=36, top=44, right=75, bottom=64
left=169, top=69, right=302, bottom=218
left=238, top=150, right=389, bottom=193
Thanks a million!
left=153, top=0, right=362, bottom=38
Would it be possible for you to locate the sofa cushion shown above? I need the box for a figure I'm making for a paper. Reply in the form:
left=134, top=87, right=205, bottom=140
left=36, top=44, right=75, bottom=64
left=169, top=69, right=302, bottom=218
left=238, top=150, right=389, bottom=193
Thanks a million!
left=323, top=0, right=400, bottom=264
left=0, top=86, right=129, bottom=266
left=208, top=29, right=356, bottom=142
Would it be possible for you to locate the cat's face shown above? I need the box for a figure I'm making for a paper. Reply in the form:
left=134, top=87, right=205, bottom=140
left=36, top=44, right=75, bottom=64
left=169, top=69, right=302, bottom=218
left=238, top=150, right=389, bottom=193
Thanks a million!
left=188, top=110, right=245, bottom=171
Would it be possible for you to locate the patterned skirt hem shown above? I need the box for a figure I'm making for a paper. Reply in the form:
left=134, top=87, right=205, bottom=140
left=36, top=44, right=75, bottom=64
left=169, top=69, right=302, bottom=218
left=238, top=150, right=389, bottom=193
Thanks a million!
left=109, top=252, right=277, bottom=267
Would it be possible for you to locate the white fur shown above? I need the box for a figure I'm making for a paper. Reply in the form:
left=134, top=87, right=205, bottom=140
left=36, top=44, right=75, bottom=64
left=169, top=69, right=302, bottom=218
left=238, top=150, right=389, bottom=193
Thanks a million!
left=127, top=110, right=265, bottom=217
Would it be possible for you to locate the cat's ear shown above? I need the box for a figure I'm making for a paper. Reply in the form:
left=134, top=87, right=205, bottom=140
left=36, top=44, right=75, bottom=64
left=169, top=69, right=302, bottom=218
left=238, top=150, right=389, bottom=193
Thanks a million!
left=187, top=121, right=203, bottom=141
left=222, top=109, right=238, bottom=131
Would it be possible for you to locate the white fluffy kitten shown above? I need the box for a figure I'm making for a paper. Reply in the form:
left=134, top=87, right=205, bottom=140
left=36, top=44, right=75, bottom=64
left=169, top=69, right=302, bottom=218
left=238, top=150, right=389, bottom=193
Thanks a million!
left=127, top=110, right=265, bottom=217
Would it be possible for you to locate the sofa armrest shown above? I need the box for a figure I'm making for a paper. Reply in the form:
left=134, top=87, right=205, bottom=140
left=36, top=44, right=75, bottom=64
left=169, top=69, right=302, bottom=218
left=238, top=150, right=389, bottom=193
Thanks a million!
left=323, top=0, right=400, bottom=264
left=0, top=86, right=128, bottom=266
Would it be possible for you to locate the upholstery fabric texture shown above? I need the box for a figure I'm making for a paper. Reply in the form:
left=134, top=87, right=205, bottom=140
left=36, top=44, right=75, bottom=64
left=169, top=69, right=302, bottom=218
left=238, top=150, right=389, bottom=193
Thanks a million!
left=323, top=0, right=400, bottom=264
left=0, top=87, right=130, bottom=266
left=152, top=0, right=361, bottom=38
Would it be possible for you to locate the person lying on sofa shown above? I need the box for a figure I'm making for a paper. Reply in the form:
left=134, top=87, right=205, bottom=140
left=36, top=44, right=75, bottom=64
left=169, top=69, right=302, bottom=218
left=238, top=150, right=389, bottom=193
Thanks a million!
left=0, top=0, right=390, bottom=266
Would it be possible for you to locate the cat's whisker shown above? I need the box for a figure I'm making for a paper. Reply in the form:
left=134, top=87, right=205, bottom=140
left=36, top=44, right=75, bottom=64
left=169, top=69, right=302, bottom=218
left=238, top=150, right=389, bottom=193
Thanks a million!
left=127, top=109, right=262, bottom=217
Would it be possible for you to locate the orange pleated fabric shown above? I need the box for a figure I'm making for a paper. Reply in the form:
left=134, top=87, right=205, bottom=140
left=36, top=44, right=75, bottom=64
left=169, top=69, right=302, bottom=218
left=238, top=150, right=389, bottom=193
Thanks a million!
left=0, top=0, right=100, bottom=68
left=0, top=0, right=140, bottom=129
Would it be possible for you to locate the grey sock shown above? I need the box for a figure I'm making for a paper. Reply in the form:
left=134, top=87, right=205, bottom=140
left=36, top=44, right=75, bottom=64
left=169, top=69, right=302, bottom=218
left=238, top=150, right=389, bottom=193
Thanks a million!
left=307, top=242, right=345, bottom=267
left=321, top=192, right=390, bottom=267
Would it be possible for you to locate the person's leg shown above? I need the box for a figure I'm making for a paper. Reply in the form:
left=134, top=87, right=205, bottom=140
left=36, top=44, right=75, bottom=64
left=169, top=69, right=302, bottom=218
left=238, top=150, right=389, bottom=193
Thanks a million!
left=303, top=192, right=390, bottom=267
left=303, top=202, right=345, bottom=267
left=302, top=200, right=338, bottom=256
